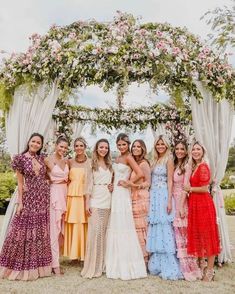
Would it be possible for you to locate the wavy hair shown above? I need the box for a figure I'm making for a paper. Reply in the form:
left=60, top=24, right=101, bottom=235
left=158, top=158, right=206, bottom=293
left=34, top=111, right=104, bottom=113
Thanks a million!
left=152, top=134, right=171, bottom=166
left=92, top=139, right=112, bottom=172
left=173, top=140, right=188, bottom=175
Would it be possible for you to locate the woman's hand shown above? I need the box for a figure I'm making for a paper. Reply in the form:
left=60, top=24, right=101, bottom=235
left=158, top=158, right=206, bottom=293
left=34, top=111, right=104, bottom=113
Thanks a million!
left=183, top=184, right=191, bottom=193
left=85, top=199, right=92, bottom=217
left=167, top=200, right=172, bottom=214
left=108, top=183, right=113, bottom=192
left=118, top=180, right=129, bottom=188
left=16, top=203, right=23, bottom=215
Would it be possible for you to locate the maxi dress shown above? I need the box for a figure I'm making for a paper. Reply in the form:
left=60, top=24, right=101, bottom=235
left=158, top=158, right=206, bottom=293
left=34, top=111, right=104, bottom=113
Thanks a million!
left=146, top=163, right=182, bottom=280
left=172, top=165, right=201, bottom=281
left=105, top=163, right=147, bottom=280
left=0, top=154, right=52, bottom=280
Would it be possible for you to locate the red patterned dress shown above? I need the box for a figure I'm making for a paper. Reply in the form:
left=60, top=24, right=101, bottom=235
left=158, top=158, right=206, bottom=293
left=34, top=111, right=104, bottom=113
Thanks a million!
left=187, top=162, right=220, bottom=257
left=0, top=154, right=52, bottom=280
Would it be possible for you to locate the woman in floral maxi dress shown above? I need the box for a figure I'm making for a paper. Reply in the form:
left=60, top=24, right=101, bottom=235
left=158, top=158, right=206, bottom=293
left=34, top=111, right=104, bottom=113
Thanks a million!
left=172, top=141, right=201, bottom=281
left=0, top=133, right=52, bottom=280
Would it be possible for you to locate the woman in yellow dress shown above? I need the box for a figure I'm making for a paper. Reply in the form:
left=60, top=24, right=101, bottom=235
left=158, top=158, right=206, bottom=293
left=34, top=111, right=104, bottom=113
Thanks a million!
left=63, top=137, right=91, bottom=262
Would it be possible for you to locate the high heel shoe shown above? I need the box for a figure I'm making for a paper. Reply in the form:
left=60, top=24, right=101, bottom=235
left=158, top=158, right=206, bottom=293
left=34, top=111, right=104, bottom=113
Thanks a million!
left=202, top=268, right=215, bottom=282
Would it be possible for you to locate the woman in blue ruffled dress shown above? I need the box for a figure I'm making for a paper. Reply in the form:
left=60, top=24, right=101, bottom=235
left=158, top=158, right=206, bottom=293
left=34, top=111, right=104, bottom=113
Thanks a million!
left=146, top=135, right=182, bottom=280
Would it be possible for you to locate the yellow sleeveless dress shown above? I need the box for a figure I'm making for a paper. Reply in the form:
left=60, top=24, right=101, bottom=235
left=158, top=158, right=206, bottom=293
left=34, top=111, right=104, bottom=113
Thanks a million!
left=63, top=167, right=88, bottom=260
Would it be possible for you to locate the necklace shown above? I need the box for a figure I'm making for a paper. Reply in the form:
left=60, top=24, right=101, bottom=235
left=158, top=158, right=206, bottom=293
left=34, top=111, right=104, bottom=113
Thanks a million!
left=75, top=154, right=87, bottom=163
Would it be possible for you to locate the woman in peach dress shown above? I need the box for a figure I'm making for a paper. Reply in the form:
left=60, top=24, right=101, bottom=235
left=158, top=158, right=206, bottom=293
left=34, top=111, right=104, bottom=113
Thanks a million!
left=130, top=140, right=151, bottom=264
left=63, top=137, right=91, bottom=262
left=45, top=136, right=69, bottom=275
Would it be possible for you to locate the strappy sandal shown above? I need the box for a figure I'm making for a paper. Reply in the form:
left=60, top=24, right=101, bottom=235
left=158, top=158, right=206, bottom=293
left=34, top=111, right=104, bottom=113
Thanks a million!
left=199, top=259, right=207, bottom=276
left=202, top=268, right=215, bottom=282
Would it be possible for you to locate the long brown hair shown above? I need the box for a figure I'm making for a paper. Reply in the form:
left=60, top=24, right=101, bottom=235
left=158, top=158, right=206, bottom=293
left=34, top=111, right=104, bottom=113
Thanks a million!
left=131, top=139, right=150, bottom=166
left=173, top=140, right=188, bottom=175
left=92, top=139, right=112, bottom=172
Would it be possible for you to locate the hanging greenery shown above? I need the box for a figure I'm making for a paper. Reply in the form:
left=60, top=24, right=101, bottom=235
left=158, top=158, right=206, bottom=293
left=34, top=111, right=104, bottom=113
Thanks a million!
left=53, top=99, right=193, bottom=144
left=0, top=11, right=234, bottom=113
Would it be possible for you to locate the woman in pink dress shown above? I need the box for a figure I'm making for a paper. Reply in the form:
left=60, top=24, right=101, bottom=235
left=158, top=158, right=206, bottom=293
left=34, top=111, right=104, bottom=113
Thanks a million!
left=130, top=139, right=151, bottom=264
left=45, top=136, right=69, bottom=276
left=172, top=141, right=201, bottom=281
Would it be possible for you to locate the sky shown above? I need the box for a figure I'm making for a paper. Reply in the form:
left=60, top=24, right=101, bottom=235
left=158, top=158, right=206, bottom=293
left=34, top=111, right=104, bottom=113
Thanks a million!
left=0, top=0, right=234, bottom=149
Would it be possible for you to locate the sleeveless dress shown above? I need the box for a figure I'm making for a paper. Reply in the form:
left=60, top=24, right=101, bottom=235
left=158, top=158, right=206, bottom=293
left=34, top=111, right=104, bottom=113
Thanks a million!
left=49, top=164, right=69, bottom=269
left=63, top=163, right=89, bottom=261
left=172, top=166, right=201, bottom=281
left=187, top=163, right=220, bottom=257
left=130, top=161, right=150, bottom=263
left=105, top=163, right=147, bottom=280
left=146, top=164, right=182, bottom=280
left=0, top=154, right=52, bottom=280
left=81, top=167, right=112, bottom=278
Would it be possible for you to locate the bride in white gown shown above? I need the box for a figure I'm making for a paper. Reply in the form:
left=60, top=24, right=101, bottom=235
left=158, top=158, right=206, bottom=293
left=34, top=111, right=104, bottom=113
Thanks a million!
left=105, top=133, right=147, bottom=280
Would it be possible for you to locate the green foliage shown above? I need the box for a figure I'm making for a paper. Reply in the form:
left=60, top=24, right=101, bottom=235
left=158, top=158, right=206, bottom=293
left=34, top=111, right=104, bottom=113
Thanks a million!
left=0, top=172, right=17, bottom=208
left=221, top=171, right=235, bottom=189
left=226, top=146, right=235, bottom=172
left=224, top=193, right=235, bottom=215
left=202, top=1, right=235, bottom=51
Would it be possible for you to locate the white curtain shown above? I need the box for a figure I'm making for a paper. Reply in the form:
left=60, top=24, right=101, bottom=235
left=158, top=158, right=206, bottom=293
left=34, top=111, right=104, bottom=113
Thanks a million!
left=0, top=82, right=60, bottom=250
left=191, top=81, right=234, bottom=263
left=71, top=122, right=84, bottom=142
left=151, top=123, right=168, bottom=140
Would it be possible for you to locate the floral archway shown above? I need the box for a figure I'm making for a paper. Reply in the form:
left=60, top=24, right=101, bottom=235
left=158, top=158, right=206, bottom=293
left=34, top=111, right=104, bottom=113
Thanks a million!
left=0, top=12, right=234, bottom=262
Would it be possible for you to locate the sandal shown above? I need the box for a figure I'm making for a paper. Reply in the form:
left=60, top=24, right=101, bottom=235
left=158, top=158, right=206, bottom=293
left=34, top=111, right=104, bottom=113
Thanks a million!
left=199, top=259, right=207, bottom=276
left=52, top=267, right=64, bottom=276
left=202, top=268, right=215, bottom=282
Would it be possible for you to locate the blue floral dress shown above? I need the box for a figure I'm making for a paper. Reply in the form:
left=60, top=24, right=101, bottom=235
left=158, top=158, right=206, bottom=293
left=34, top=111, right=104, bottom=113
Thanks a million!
left=146, top=164, right=182, bottom=280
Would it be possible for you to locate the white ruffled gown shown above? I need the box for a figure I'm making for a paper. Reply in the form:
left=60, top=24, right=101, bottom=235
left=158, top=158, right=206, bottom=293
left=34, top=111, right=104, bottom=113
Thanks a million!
left=105, top=163, right=147, bottom=280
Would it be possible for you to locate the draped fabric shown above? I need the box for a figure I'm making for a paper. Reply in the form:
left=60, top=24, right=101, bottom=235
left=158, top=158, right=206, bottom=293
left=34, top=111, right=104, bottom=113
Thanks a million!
left=191, top=81, right=233, bottom=263
left=0, top=82, right=60, bottom=250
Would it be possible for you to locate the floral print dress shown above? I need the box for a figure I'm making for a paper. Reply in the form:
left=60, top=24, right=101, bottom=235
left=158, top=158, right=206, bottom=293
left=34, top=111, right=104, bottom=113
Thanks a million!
left=0, top=153, right=52, bottom=280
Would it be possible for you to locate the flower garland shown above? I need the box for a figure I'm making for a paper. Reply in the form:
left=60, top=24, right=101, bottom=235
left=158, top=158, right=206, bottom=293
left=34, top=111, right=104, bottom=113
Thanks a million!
left=0, top=11, right=234, bottom=112
left=53, top=100, right=193, bottom=145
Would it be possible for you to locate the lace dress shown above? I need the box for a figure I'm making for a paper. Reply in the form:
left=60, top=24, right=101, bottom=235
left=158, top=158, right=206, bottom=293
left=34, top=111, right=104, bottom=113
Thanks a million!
left=187, top=163, right=220, bottom=257
left=81, top=167, right=112, bottom=278
left=147, top=164, right=182, bottom=280
left=172, top=165, right=201, bottom=281
left=0, top=154, right=52, bottom=280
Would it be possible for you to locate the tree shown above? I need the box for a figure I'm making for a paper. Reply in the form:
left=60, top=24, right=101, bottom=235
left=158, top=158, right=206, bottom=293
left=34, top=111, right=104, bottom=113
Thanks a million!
left=201, top=0, right=235, bottom=52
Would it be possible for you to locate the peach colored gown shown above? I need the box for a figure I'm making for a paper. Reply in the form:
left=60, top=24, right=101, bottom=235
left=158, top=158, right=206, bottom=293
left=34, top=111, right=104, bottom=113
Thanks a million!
left=49, top=163, right=69, bottom=268
left=130, top=160, right=151, bottom=263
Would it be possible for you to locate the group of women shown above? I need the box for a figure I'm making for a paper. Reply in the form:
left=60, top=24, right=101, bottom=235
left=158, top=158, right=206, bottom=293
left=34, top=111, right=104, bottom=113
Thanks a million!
left=0, top=132, right=220, bottom=282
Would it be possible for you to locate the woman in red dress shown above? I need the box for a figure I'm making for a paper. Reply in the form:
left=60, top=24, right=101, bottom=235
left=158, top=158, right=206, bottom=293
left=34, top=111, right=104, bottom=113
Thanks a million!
left=184, top=141, right=220, bottom=282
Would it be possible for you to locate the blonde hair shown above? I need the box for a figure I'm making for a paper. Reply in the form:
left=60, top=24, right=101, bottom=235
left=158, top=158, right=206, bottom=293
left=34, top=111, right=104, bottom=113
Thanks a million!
left=74, top=137, right=87, bottom=148
left=152, top=135, right=171, bottom=167
left=92, top=139, right=112, bottom=172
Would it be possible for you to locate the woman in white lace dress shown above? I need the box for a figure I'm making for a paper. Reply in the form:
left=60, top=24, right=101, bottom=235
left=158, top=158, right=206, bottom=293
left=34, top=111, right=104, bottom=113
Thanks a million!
left=81, top=139, right=113, bottom=278
left=105, top=133, right=147, bottom=280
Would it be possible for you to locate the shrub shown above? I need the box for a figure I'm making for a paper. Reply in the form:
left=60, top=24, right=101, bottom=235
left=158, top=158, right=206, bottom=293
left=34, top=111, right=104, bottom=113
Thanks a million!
left=0, top=172, right=17, bottom=208
left=224, top=193, right=235, bottom=215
